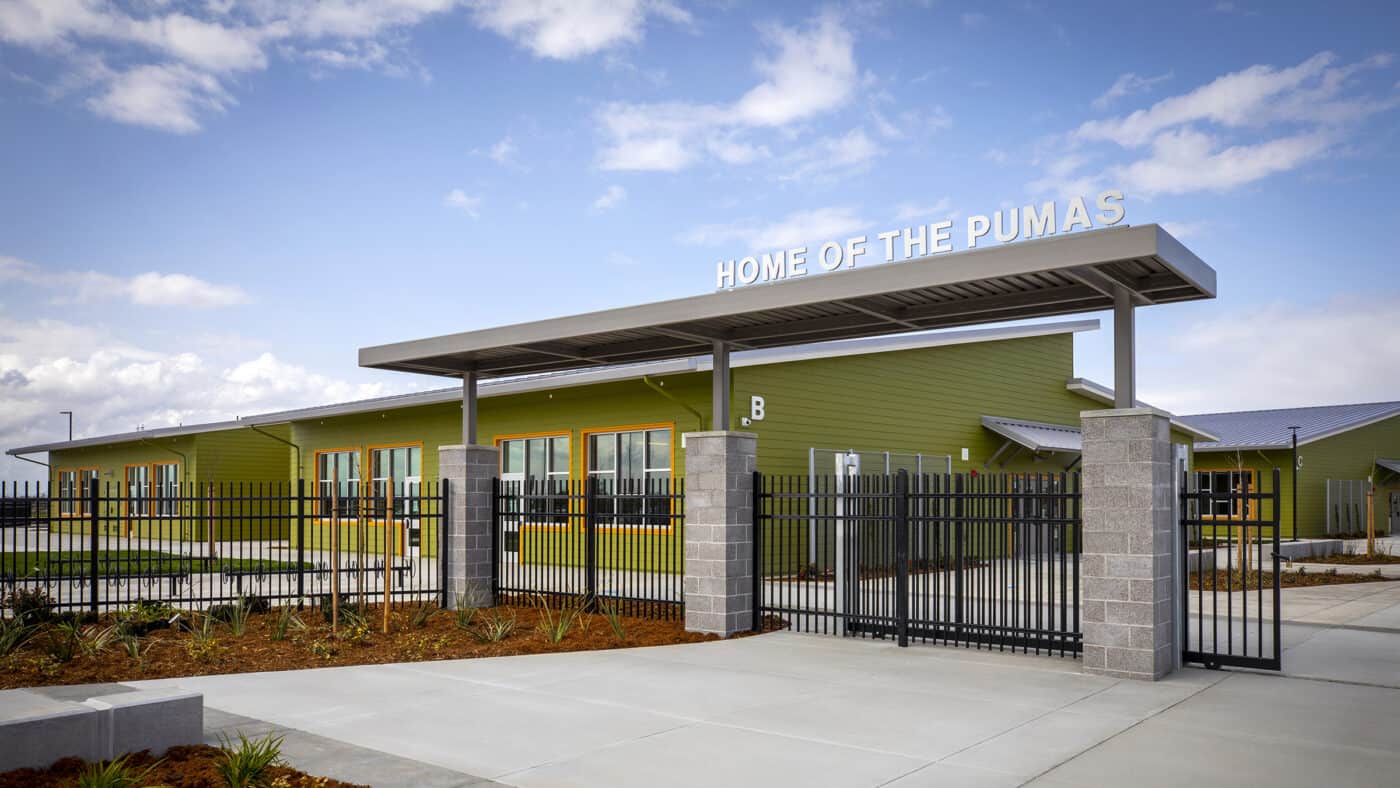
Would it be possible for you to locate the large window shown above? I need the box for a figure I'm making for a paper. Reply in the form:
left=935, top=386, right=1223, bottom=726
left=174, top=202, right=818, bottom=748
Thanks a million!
left=371, top=445, right=421, bottom=518
left=125, top=465, right=151, bottom=517
left=56, top=468, right=96, bottom=516
left=317, top=450, right=361, bottom=516
left=587, top=427, right=672, bottom=526
left=500, top=435, right=569, bottom=526
left=1196, top=469, right=1255, bottom=519
left=153, top=463, right=180, bottom=516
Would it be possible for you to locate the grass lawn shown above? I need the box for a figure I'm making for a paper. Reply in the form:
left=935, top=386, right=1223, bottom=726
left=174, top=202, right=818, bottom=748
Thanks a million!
left=0, top=551, right=308, bottom=577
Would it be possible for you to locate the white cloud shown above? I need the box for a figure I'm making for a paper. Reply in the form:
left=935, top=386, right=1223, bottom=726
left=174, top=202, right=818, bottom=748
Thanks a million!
left=86, top=62, right=234, bottom=134
left=592, top=184, right=626, bottom=210
left=0, top=315, right=393, bottom=481
left=782, top=127, right=880, bottom=181
left=487, top=135, right=517, bottom=164
left=1142, top=293, right=1400, bottom=413
left=467, top=0, right=689, bottom=60
left=597, top=11, right=859, bottom=172
left=0, top=255, right=249, bottom=308
left=1109, top=126, right=1332, bottom=195
left=680, top=206, right=868, bottom=253
left=983, top=148, right=1010, bottom=164
left=443, top=188, right=482, bottom=218
left=1091, top=70, right=1172, bottom=110
left=1031, top=52, right=1398, bottom=198
left=0, top=0, right=467, bottom=132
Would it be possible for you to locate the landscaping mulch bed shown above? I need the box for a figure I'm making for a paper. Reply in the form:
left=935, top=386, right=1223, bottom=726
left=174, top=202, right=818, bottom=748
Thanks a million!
left=0, top=603, right=719, bottom=690
left=1301, top=552, right=1400, bottom=565
left=0, top=744, right=364, bottom=788
left=1189, top=568, right=1395, bottom=591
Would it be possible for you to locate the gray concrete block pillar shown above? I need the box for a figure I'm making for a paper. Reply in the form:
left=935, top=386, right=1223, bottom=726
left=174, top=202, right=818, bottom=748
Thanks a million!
left=1080, top=407, right=1176, bottom=680
left=440, top=443, right=498, bottom=609
left=683, top=430, right=757, bottom=637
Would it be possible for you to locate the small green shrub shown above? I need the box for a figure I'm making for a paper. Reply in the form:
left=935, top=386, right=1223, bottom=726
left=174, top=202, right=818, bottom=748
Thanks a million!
left=270, top=607, right=304, bottom=641
left=5, top=587, right=55, bottom=623
left=114, top=599, right=175, bottom=636
left=317, top=594, right=363, bottom=624
left=216, top=732, right=285, bottom=788
left=238, top=594, right=272, bottom=614
left=44, top=619, right=82, bottom=663
left=533, top=595, right=578, bottom=644
left=453, top=597, right=477, bottom=630
left=0, top=615, right=36, bottom=656
left=183, top=613, right=221, bottom=663
left=75, top=753, right=162, bottom=788
left=78, top=624, right=119, bottom=657
left=600, top=600, right=626, bottom=641
left=223, top=599, right=252, bottom=636
left=470, top=608, right=517, bottom=643
left=409, top=604, right=438, bottom=628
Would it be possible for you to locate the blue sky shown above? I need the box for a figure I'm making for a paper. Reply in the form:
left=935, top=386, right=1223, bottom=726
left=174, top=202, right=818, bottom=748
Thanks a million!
left=2, top=0, right=1399, bottom=480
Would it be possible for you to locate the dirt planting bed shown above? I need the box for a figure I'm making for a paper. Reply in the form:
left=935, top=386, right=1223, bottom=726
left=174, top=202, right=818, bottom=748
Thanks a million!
left=0, top=601, right=719, bottom=690
left=0, top=745, right=364, bottom=788
left=1189, top=567, right=1396, bottom=591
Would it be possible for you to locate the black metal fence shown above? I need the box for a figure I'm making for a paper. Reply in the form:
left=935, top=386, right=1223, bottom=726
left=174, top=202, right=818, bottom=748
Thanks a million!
left=0, top=479, right=446, bottom=614
left=1180, top=468, right=1281, bottom=670
left=754, top=470, right=1082, bottom=656
left=494, top=477, right=684, bottom=620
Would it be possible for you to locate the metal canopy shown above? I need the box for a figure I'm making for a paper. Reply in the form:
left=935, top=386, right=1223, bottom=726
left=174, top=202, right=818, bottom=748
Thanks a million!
left=981, top=416, right=1083, bottom=454
left=359, top=224, right=1214, bottom=379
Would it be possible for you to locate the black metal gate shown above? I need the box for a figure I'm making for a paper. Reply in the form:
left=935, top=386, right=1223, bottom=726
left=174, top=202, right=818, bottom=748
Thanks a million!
left=1180, top=468, right=1282, bottom=670
left=492, top=477, right=684, bottom=619
left=753, top=469, right=1082, bottom=656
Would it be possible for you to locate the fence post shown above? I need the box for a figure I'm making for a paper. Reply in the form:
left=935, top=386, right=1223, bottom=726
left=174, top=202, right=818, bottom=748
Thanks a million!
left=895, top=469, right=910, bottom=648
left=88, top=481, right=99, bottom=616
left=584, top=476, right=598, bottom=607
left=441, top=479, right=451, bottom=609
left=954, top=473, right=964, bottom=634
left=296, top=478, right=306, bottom=606
left=751, top=470, right=763, bottom=633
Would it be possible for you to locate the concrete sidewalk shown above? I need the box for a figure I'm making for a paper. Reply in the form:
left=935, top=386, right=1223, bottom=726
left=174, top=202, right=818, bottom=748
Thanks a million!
left=129, top=612, right=1400, bottom=788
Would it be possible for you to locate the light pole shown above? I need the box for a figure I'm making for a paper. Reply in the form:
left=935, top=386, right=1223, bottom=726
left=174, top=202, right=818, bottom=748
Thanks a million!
left=59, top=411, right=73, bottom=442
left=1288, top=426, right=1299, bottom=542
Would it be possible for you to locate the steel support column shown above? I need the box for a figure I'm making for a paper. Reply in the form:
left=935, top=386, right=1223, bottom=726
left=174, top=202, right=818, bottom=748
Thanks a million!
left=712, top=341, right=730, bottom=431
left=462, top=369, right=478, bottom=445
left=1113, top=286, right=1135, bottom=408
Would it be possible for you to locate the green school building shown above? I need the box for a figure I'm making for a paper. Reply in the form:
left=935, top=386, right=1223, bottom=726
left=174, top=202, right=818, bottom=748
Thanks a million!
left=12, top=320, right=1207, bottom=552
left=1183, top=403, right=1400, bottom=540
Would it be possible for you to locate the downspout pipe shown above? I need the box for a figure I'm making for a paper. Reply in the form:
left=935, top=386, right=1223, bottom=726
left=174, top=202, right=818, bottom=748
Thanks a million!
left=139, top=438, right=189, bottom=481
left=246, top=424, right=303, bottom=480
left=642, top=376, right=706, bottom=432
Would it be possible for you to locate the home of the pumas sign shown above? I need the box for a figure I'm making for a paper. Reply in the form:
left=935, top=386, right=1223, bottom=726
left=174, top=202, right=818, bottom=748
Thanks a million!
left=715, top=190, right=1127, bottom=290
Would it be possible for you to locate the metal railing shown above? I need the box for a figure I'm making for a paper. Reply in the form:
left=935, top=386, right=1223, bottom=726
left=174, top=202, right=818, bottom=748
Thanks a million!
left=0, top=479, right=446, bottom=614
left=755, top=470, right=1082, bottom=656
left=493, top=477, right=684, bottom=620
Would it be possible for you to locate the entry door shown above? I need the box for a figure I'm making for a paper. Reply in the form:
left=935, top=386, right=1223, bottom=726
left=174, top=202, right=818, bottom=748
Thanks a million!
left=1391, top=492, right=1400, bottom=533
left=834, top=453, right=860, bottom=631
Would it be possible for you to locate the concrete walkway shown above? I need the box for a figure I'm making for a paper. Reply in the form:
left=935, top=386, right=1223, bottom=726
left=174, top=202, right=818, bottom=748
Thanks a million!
left=128, top=591, right=1400, bottom=788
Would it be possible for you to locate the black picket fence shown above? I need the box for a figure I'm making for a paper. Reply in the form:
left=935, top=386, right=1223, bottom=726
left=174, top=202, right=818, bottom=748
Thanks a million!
left=494, top=477, right=685, bottom=620
left=755, top=470, right=1082, bottom=656
left=0, top=479, right=446, bottom=614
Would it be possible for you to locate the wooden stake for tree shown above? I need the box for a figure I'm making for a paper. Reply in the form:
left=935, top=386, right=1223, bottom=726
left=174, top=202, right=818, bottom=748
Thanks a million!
left=384, top=477, right=393, bottom=634
left=357, top=479, right=366, bottom=612
left=331, top=468, right=340, bottom=633
left=1367, top=478, right=1376, bottom=558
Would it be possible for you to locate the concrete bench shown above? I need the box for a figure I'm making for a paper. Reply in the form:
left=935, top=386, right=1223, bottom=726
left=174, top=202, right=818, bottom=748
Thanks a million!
left=0, top=686, right=202, bottom=771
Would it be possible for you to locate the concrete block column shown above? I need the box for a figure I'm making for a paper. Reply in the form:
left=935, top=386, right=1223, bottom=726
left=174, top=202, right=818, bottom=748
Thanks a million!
left=683, top=431, right=757, bottom=637
left=440, top=444, right=498, bottom=609
left=1080, top=407, right=1176, bottom=680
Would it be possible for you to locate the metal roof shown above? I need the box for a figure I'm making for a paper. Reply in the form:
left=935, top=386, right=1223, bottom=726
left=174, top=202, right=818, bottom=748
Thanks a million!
left=981, top=416, right=1082, bottom=453
left=1064, top=378, right=1218, bottom=442
left=9, top=320, right=1098, bottom=456
left=1186, top=401, right=1400, bottom=452
left=359, top=224, right=1214, bottom=378
left=1377, top=458, right=1400, bottom=476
